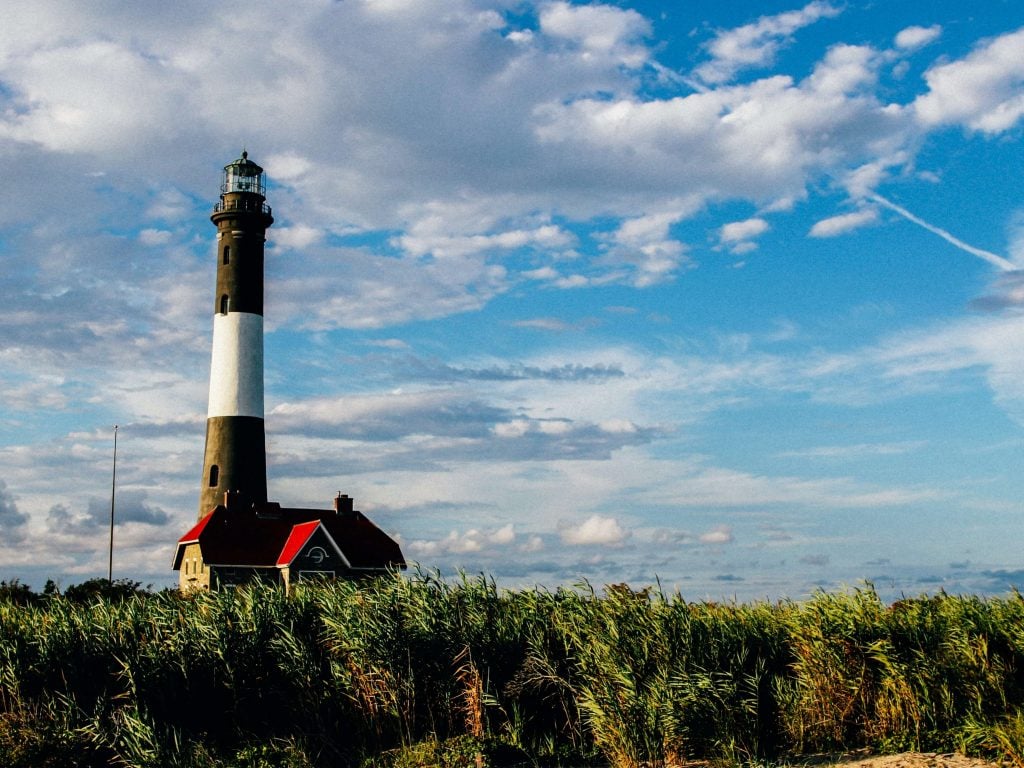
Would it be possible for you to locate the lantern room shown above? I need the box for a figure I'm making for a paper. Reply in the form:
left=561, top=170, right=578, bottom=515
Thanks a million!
left=221, top=150, right=266, bottom=197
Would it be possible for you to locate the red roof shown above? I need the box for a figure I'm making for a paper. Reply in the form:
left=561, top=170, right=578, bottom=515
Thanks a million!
left=172, top=498, right=405, bottom=574
left=177, top=513, right=214, bottom=545
left=276, top=520, right=321, bottom=566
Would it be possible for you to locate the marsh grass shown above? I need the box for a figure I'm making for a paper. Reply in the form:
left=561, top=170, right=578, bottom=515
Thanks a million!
left=0, top=577, right=1021, bottom=767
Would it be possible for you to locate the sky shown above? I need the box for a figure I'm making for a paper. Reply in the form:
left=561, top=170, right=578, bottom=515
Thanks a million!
left=1, top=0, right=1024, bottom=601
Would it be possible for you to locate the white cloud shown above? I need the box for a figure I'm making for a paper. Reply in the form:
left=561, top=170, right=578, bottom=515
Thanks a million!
left=806, top=44, right=878, bottom=96
left=606, top=208, right=693, bottom=286
left=405, top=523, right=516, bottom=556
left=639, top=461, right=944, bottom=511
left=1009, top=214, right=1024, bottom=267
left=146, top=189, right=193, bottom=221
left=914, top=27, right=1024, bottom=134
left=599, top=419, right=638, bottom=434
left=271, top=390, right=497, bottom=437
left=267, top=247, right=511, bottom=330
left=719, top=217, right=769, bottom=253
left=699, top=524, right=733, bottom=545
left=533, top=70, right=908, bottom=211
left=397, top=223, right=573, bottom=260
left=366, top=338, right=410, bottom=350
left=520, top=535, right=544, bottom=553
left=506, top=29, right=534, bottom=45
left=778, top=441, right=925, bottom=459
left=840, top=153, right=909, bottom=199
left=490, top=523, right=515, bottom=545
left=720, top=217, right=769, bottom=243
left=694, top=1, right=841, bottom=85
left=888, top=316, right=1024, bottom=422
left=539, top=1, right=652, bottom=68
left=513, top=318, right=575, bottom=332
left=266, top=152, right=314, bottom=182
left=808, top=207, right=878, bottom=237
left=560, top=514, right=629, bottom=545
left=894, top=25, right=941, bottom=51
left=0, top=41, right=187, bottom=154
left=521, top=266, right=560, bottom=281
left=554, top=274, right=593, bottom=289
left=410, top=530, right=481, bottom=555
left=138, top=229, right=172, bottom=246
left=272, top=225, right=324, bottom=250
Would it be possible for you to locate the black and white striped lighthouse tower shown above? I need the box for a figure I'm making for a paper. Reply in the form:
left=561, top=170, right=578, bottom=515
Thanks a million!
left=197, top=152, right=274, bottom=519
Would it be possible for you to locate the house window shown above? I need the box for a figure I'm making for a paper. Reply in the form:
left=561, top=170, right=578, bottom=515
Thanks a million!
left=220, top=294, right=229, bottom=314
left=223, top=245, right=230, bottom=265
left=209, top=464, right=219, bottom=487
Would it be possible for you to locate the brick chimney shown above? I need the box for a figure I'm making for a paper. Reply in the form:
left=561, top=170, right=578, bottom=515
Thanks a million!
left=334, top=493, right=354, bottom=516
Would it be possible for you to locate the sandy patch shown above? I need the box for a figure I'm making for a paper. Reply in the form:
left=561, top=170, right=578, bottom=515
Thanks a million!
left=793, top=753, right=1000, bottom=768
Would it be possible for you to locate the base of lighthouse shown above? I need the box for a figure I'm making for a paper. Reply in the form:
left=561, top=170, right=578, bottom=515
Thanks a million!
left=198, top=416, right=268, bottom=517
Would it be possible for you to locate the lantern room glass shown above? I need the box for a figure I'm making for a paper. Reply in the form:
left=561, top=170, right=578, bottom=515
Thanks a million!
left=221, top=152, right=266, bottom=197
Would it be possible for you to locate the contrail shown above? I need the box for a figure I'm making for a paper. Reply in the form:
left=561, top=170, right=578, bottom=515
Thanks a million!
left=870, top=193, right=1016, bottom=272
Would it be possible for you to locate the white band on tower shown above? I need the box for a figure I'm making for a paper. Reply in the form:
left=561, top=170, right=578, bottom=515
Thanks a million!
left=207, top=312, right=264, bottom=418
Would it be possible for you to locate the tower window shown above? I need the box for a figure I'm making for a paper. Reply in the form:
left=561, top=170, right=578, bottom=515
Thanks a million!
left=209, top=465, right=219, bottom=487
left=223, top=245, right=230, bottom=265
left=220, top=295, right=229, bottom=314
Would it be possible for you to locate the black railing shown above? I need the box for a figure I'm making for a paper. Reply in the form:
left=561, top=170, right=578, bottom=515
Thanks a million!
left=213, top=198, right=272, bottom=216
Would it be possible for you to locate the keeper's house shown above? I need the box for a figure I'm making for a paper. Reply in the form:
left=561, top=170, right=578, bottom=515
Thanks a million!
left=174, top=491, right=405, bottom=591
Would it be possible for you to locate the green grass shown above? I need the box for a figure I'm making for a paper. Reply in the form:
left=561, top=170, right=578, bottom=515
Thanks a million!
left=0, top=575, right=1022, bottom=767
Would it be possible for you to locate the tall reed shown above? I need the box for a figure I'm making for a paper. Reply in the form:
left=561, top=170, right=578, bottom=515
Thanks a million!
left=0, top=578, right=1022, bottom=767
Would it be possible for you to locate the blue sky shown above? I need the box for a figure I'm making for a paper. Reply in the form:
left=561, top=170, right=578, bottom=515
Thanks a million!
left=1, top=0, right=1023, bottom=600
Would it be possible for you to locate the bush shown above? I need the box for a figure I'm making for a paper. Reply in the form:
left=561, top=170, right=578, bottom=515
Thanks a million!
left=61, top=578, right=149, bottom=603
left=0, top=579, right=38, bottom=606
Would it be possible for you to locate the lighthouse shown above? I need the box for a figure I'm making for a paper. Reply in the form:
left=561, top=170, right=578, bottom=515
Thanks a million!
left=198, top=151, right=273, bottom=519
left=174, top=152, right=404, bottom=591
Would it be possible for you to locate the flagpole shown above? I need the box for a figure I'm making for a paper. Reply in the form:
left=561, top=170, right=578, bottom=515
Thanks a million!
left=108, top=425, right=118, bottom=585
